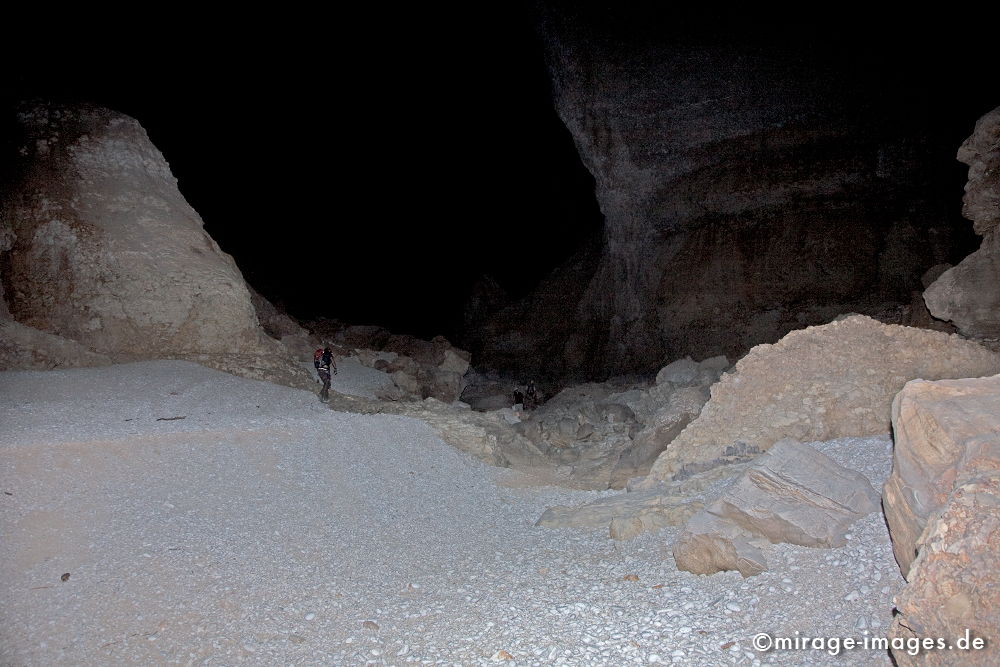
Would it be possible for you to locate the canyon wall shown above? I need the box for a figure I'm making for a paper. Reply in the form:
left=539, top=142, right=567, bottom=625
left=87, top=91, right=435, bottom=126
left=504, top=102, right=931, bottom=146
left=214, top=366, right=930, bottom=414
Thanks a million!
left=464, top=7, right=971, bottom=381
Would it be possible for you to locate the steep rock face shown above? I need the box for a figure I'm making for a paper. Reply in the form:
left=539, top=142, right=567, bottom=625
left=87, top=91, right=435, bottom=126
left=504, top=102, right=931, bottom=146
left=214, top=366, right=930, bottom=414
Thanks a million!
left=1, top=103, right=263, bottom=356
left=924, top=106, right=1000, bottom=338
left=0, top=103, right=309, bottom=387
left=467, top=6, right=969, bottom=381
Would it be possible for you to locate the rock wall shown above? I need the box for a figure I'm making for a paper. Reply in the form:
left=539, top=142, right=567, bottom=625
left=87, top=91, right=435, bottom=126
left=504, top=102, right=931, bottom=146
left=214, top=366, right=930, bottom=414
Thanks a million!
left=924, top=106, right=1000, bottom=339
left=0, top=102, right=309, bottom=387
left=464, top=5, right=972, bottom=381
left=645, top=316, right=1000, bottom=482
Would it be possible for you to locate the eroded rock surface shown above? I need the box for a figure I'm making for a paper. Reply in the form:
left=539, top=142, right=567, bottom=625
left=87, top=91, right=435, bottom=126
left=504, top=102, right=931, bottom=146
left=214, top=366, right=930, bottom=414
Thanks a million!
left=647, top=316, right=1000, bottom=482
left=883, top=374, right=1000, bottom=576
left=924, top=106, right=1000, bottom=339
left=884, top=374, right=1000, bottom=665
left=0, top=103, right=309, bottom=387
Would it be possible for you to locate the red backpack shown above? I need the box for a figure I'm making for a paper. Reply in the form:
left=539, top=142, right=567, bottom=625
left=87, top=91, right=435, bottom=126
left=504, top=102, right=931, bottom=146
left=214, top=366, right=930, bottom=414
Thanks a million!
left=313, top=348, right=324, bottom=368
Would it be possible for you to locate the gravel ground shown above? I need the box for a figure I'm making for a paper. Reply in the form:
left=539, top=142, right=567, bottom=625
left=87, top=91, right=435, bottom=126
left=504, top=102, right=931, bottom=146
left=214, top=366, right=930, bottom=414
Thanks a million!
left=1, top=361, right=905, bottom=665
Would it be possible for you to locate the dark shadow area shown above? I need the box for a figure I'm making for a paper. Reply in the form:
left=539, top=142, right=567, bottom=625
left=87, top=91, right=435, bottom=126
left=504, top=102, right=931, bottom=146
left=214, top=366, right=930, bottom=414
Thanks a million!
left=2, top=4, right=995, bottom=350
left=1, top=4, right=603, bottom=341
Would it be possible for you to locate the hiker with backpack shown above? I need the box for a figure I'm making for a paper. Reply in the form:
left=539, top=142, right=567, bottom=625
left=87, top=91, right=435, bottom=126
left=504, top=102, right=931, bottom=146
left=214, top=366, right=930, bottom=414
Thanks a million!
left=314, top=346, right=337, bottom=402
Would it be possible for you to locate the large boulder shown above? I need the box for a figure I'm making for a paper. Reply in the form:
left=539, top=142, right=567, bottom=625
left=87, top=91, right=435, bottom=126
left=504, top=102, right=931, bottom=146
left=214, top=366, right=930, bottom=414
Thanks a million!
left=647, top=316, right=1000, bottom=482
left=883, top=374, right=1000, bottom=576
left=884, top=374, right=1000, bottom=665
left=0, top=103, right=309, bottom=387
left=888, top=474, right=999, bottom=666
left=924, top=106, right=1000, bottom=338
left=673, top=440, right=880, bottom=576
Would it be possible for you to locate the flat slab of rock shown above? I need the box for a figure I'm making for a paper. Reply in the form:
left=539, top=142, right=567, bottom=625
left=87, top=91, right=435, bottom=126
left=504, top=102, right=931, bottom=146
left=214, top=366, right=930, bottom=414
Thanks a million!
left=673, top=440, right=880, bottom=577
left=535, top=489, right=704, bottom=540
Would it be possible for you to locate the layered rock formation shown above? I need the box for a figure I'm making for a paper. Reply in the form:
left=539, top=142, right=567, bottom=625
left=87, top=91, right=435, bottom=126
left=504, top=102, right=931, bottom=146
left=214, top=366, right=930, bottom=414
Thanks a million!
left=924, top=106, right=1000, bottom=339
left=884, top=375, right=1000, bottom=665
left=0, top=103, right=309, bottom=387
left=646, top=316, right=1000, bottom=483
left=464, top=5, right=972, bottom=382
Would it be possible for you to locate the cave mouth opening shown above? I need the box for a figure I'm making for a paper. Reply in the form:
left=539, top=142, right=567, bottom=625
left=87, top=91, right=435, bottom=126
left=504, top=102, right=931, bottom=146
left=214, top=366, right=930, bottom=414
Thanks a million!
left=181, top=6, right=607, bottom=345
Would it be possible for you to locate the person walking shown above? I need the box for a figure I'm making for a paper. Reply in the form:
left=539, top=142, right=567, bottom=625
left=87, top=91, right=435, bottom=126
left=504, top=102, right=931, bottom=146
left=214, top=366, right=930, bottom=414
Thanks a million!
left=317, top=346, right=337, bottom=402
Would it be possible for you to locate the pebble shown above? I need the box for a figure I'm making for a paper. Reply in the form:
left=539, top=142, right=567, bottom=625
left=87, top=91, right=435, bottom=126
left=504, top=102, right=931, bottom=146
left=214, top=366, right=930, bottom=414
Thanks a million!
left=305, top=613, right=315, bottom=621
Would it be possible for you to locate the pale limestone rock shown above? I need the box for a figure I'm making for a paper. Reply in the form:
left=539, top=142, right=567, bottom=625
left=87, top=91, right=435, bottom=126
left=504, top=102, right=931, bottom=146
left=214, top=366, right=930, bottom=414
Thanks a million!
left=656, top=357, right=700, bottom=385
left=673, top=440, right=880, bottom=576
left=889, top=473, right=1000, bottom=665
left=534, top=489, right=704, bottom=539
left=883, top=374, right=1000, bottom=577
left=923, top=229, right=1000, bottom=338
left=0, top=319, right=111, bottom=370
left=672, top=510, right=768, bottom=578
left=648, top=316, right=1000, bottom=482
left=0, top=103, right=309, bottom=387
left=439, top=348, right=471, bottom=375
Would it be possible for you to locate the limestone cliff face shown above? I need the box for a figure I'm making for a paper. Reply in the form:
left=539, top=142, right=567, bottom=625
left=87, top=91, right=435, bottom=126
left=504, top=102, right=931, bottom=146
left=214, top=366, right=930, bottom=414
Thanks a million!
left=1, top=103, right=263, bottom=356
left=0, top=103, right=309, bottom=386
left=466, top=7, right=967, bottom=381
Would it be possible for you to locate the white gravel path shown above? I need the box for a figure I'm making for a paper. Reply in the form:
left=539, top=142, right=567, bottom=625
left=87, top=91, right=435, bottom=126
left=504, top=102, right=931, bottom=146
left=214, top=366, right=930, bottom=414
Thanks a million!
left=1, top=361, right=905, bottom=665
left=302, top=355, right=395, bottom=400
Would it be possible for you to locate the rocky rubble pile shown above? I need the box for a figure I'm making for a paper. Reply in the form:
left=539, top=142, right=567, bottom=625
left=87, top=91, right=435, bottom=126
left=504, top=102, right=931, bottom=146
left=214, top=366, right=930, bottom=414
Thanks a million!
left=646, top=315, right=1000, bottom=483
left=511, top=356, right=728, bottom=488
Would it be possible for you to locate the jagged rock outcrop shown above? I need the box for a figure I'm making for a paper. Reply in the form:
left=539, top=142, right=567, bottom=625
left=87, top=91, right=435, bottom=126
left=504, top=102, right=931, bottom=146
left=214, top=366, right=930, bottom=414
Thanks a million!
left=465, top=5, right=972, bottom=382
left=672, top=440, right=880, bottom=577
left=884, top=374, right=1000, bottom=665
left=646, top=316, right=1000, bottom=483
left=0, top=102, right=310, bottom=387
left=924, top=106, right=1000, bottom=339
